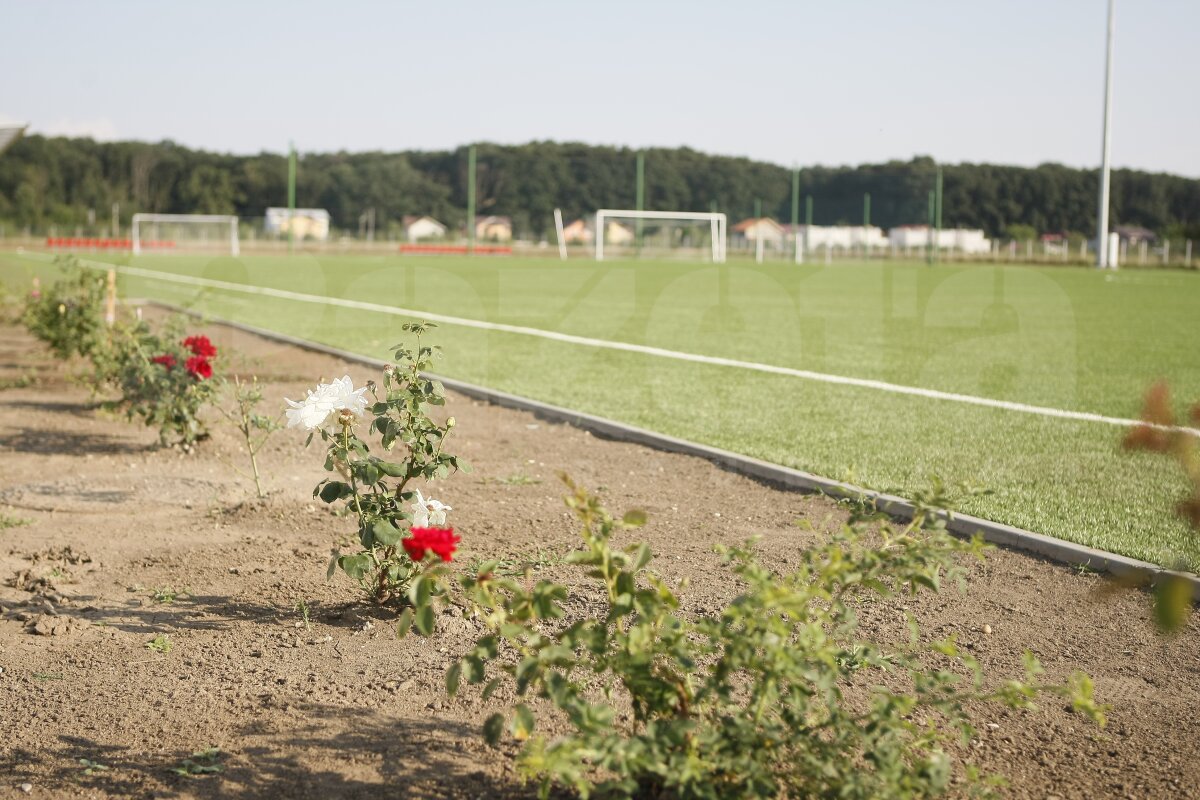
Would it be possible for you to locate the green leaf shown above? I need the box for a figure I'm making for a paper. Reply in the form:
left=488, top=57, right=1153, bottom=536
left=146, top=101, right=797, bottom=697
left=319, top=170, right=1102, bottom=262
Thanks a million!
left=395, top=607, right=414, bottom=639
left=415, top=604, right=435, bottom=636
left=483, top=713, right=505, bottom=746
left=318, top=481, right=349, bottom=504
left=631, top=543, right=653, bottom=571
left=408, top=574, right=432, bottom=606
left=377, top=460, right=408, bottom=478
left=1154, top=574, right=1192, bottom=633
left=623, top=509, right=648, bottom=527
left=446, top=661, right=462, bottom=696
left=371, top=519, right=402, bottom=546
left=464, top=655, right=486, bottom=683
left=358, top=462, right=381, bottom=485
left=481, top=677, right=503, bottom=701
left=511, top=704, right=535, bottom=740
left=338, top=553, right=372, bottom=582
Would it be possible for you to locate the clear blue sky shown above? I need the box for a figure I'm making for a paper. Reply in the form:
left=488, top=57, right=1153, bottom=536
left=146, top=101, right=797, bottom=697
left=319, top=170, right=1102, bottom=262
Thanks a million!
left=3, top=0, right=1197, bottom=175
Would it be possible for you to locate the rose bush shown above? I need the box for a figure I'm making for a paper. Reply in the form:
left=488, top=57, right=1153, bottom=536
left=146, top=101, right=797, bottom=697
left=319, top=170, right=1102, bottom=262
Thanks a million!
left=292, top=322, right=468, bottom=603
left=96, top=319, right=221, bottom=448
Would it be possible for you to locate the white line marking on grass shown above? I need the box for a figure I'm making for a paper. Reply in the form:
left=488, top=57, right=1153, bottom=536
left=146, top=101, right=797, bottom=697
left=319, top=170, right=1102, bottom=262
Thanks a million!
left=66, top=257, right=1200, bottom=437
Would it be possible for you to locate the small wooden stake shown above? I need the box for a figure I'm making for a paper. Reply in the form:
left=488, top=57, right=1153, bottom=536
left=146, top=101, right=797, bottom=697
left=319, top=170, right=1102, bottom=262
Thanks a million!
left=105, top=269, right=117, bottom=326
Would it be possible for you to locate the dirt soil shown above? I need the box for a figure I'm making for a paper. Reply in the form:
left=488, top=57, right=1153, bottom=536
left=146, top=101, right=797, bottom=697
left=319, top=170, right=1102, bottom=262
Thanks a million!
left=0, top=316, right=1198, bottom=800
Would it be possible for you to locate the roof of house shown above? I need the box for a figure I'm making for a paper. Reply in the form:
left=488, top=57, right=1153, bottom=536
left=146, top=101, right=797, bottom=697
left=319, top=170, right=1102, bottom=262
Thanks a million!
left=1114, top=224, right=1156, bottom=239
left=402, top=215, right=444, bottom=227
left=732, top=217, right=782, bottom=233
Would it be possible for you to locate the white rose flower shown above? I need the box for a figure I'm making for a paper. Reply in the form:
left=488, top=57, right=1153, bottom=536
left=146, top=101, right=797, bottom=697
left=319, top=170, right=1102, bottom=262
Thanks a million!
left=410, top=488, right=452, bottom=528
left=285, top=375, right=369, bottom=430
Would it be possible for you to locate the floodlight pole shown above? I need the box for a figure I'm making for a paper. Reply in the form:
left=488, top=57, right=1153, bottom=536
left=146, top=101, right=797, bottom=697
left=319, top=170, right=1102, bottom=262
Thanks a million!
left=287, top=141, right=297, bottom=255
left=467, top=144, right=476, bottom=253
left=935, top=166, right=943, bottom=264
left=926, top=190, right=936, bottom=265
left=863, top=192, right=871, bottom=259
left=1096, top=0, right=1116, bottom=268
left=635, top=151, right=645, bottom=254
left=804, top=195, right=813, bottom=261
left=791, top=167, right=800, bottom=262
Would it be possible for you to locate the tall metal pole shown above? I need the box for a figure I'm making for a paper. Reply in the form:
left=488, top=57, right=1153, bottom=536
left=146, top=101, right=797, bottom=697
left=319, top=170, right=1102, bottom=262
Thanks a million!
left=1096, top=0, right=1116, bottom=268
left=467, top=144, right=476, bottom=253
left=791, top=167, right=800, bottom=260
left=926, top=190, right=935, bottom=265
left=804, top=194, right=813, bottom=260
left=863, top=192, right=871, bottom=258
left=287, top=141, right=296, bottom=255
left=635, top=151, right=645, bottom=253
left=935, top=166, right=943, bottom=264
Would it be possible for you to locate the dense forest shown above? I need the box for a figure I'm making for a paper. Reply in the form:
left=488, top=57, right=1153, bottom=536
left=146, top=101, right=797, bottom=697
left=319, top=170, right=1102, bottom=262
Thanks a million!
left=1, top=135, right=1198, bottom=240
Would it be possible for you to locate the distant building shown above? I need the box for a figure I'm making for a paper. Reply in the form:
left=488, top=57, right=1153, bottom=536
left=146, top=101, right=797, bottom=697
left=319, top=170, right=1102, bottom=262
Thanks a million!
left=889, top=225, right=990, bottom=254
left=561, top=219, right=594, bottom=244
left=732, top=217, right=785, bottom=248
left=789, top=224, right=888, bottom=250
left=604, top=221, right=634, bottom=245
left=475, top=215, right=513, bottom=242
left=265, top=208, right=330, bottom=241
left=1113, top=225, right=1156, bottom=245
left=402, top=215, right=446, bottom=241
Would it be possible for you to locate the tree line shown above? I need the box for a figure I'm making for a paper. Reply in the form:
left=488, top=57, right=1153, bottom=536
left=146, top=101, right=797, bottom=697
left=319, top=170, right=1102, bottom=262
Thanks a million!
left=1, top=135, right=1198, bottom=240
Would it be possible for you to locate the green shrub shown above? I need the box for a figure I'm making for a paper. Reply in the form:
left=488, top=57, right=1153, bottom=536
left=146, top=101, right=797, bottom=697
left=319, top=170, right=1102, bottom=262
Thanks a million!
left=293, top=322, right=469, bottom=603
left=96, top=319, right=221, bottom=448
left=408, top=477, right=1105, bottom=799
left=21, top=256, right=106, bottom=359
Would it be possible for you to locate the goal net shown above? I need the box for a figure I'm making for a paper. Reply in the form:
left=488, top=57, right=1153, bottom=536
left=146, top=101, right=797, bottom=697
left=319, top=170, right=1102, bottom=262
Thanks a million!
left=595, top=210, right=726, bottom=262
left=131, top=214, right=240, bottom=256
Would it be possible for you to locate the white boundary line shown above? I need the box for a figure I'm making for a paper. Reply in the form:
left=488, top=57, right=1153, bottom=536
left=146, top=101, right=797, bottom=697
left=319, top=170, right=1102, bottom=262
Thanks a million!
left=47, top=256, right=1200, bottom=437
left=141, top=298, right=1200, bottom=598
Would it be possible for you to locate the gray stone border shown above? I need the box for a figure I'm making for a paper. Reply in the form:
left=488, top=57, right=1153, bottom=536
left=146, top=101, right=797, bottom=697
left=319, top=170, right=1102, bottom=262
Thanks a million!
left=142, top=299, right=1200, bottom=600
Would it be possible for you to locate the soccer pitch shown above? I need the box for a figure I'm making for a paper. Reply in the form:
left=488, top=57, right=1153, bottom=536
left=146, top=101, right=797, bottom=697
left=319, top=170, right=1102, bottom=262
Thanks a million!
left=4, top=250, right=1199, bottom=569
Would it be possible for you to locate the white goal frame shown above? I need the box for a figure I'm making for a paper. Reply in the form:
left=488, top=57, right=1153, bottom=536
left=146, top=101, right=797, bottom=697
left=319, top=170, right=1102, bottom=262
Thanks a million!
left=595, top=209, right=726, bottom=263
left=131, top=213, right=240, bottom=256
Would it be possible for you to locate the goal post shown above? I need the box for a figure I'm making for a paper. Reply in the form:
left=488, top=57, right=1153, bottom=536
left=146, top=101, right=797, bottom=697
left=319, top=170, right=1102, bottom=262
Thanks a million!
left=131, top=213, right=240, bottom=256
left=595, top=209, right=726, bottom=263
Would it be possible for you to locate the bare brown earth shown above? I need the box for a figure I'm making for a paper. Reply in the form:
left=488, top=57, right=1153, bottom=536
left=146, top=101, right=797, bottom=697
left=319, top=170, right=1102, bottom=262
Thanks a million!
left=0, top=316, right=1198, bottom=800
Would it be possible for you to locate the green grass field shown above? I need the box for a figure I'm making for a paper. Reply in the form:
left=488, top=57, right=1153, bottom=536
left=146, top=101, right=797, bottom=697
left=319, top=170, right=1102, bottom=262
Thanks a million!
left=4, top=250, right=1199, bottom=569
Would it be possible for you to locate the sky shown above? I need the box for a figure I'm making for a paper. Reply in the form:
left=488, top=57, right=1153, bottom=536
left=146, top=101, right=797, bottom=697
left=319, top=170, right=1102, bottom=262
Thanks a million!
left=3, top=0, right=1198, bottom=176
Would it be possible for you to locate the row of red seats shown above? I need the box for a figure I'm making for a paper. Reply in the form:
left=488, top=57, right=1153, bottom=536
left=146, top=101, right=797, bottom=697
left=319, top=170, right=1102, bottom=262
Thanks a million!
left=399, top=243, right=512, bottom=255
left=45, top=238, right=178, bottom=250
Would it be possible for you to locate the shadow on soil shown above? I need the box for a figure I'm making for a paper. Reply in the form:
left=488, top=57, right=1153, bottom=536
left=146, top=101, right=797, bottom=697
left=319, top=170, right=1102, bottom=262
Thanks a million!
left=0, top=424, right=153, bottom=455
left=4, top=707, right=547, bottom=799
left=50, top=594, right=415, bottom=636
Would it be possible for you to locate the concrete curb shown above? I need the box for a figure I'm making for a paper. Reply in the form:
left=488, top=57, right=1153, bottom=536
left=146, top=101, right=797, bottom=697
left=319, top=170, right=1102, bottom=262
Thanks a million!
left=143, top=299, right=1200, bottom=600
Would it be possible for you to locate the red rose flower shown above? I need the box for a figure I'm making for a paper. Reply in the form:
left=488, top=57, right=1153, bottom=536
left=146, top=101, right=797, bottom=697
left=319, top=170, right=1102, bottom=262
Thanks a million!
left=182, top=335, right=217, bottom=358
left=403, top=527, right=460, bottom=562
left=185, top=355, right=213, bottom=380
left=151, top=354, right=176, bottom=369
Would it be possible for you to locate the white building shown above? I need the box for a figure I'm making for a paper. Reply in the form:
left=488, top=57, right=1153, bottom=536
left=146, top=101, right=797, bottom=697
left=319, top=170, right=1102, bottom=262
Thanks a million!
left=402, top=215, right=446, bottom=241
left=605, top=220, right=634, bottom=245
left=264, top=208, right=331, bottom=241
left=562, top=219, right=594, bottom=244
left=889, top=225, right=990, bottom=254
left=790, top=224, right=889, bottom=250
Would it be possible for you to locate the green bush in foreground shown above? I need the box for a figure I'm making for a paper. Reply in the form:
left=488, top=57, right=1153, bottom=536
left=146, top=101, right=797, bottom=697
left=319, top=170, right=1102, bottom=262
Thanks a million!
left=21, top=256, right=105, bottom=360
left=407, top=477, right=1105, bottom=799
